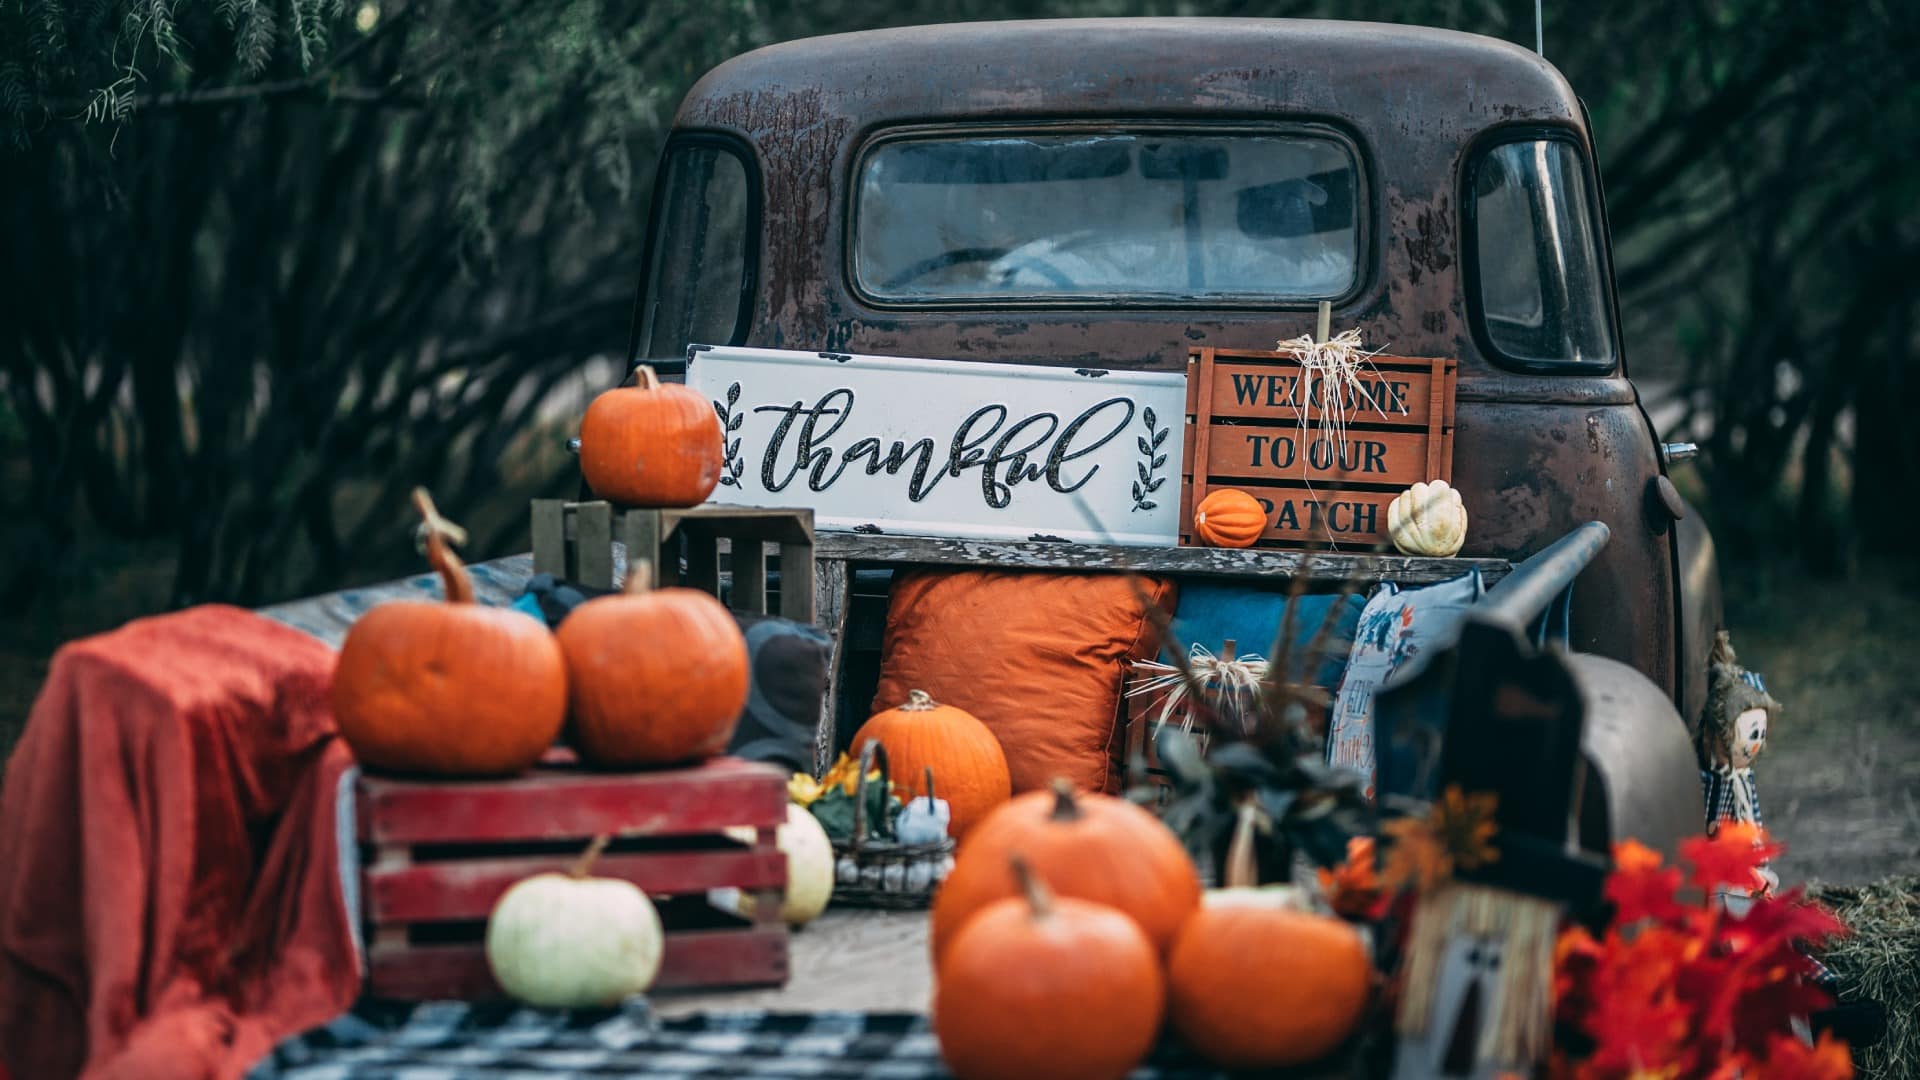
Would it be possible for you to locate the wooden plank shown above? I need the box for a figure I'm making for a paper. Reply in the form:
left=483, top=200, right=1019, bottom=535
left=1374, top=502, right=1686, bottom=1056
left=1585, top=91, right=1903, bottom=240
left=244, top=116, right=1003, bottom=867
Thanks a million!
left=365, top=848, right=787, bottom=923
left=573, top=501, right=615, bottom=590
left=357, top=758, right=788, bottom=846
left=732, top=538, right=767, bottom=615
left=530, top=500, right=567, bottom=579
left=778, top=541, right=816, bottom=623
left=1192, top=346, right=1217, bottom=521
left=1199, top=357, right=1438, bottom=426
left=1189, top=425, right=1435, bottom=488
left=621, top=508, right=663, bottom=588
left=651, top=908, right=928, bottom=1018
left=365, top=927, right=789, bottom=1000
left=811, top=531, right=1506, bottom=585
left=813, top=558, right=852, bottom=774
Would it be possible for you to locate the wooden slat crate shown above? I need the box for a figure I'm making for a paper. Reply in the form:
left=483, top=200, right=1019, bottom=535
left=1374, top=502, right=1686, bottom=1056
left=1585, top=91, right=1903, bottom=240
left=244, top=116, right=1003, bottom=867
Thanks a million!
left=530, top=500, right=816, bottom=623
left=356, top=752, right=792, bottom=1000
left=1179, top=346, right=1458, bottom=550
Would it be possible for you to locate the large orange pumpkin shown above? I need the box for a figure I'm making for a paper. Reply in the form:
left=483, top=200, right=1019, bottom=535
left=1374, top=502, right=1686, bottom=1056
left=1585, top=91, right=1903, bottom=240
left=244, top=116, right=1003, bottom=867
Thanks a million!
left=1164, top=807, right=1373, bottom=1069
left=933, top=857, right=1164, bottom=1080
left=848, top=689, right=1010, bottom=840
left=577, top=364, right=724, bottom=507
left=333, top=489, right=568, bottom=776
left=1192, top=488, right=1268, bottom=548
left=929, top=781, right=1201, bottom=963
left=557, top=560, right=749, bottom=767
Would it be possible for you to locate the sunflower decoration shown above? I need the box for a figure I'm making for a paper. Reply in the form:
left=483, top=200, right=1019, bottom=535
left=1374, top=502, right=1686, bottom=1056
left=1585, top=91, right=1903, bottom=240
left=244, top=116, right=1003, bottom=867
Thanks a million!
left=1381, top=784, right=1500, bottom=894
left=790, top=751, right=903, bottom=844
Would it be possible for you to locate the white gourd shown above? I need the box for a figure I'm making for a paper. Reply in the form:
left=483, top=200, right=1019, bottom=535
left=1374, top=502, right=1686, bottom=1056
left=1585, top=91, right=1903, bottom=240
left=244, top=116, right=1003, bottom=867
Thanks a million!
left=485, top=836, right=663, bottom=1009
left=1387, top=479, right=1468, bottom=557
left=724, top=803, right=836, bottom=925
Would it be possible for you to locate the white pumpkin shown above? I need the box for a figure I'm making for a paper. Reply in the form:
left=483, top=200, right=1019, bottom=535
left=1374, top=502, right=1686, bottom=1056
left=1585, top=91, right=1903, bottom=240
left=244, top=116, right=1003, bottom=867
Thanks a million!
left=725, top=803, right=836, bottom=925
left=1387, top=479, right=1468, bottom=557
left=485, top=837, right=663, bottom=1008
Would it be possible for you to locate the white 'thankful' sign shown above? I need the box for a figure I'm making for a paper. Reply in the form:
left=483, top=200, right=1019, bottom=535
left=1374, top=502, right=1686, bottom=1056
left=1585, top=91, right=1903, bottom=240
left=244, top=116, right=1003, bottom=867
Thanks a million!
left=685, top=345, right=1187, bottom=546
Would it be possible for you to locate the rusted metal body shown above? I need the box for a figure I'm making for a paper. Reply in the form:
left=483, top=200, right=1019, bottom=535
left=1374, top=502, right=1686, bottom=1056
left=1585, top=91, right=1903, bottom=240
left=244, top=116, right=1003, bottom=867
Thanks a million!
left=635, top=18, right=1720, bottom=837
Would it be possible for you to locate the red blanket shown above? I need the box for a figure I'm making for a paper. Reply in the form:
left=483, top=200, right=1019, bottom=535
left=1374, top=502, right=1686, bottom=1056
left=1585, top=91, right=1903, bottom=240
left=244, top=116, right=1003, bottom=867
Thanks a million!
left=0, top=605, right=359, bottom=1080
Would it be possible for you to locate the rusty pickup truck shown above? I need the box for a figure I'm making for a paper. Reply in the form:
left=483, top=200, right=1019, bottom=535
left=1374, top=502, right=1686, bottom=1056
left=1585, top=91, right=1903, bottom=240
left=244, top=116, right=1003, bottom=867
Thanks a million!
left=622, top=18, right=1718, bottom=854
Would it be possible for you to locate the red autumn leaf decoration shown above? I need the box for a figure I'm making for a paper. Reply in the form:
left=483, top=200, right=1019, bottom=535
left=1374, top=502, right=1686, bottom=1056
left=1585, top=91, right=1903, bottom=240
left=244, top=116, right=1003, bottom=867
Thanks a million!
left=1318, top=835, right=1387, bottom=920
left=1604, top=839, right=1690, bottom=925
left=1551, top=827, right=1852, bottom=1080
left=1678, top=821, right=1783, bottom=894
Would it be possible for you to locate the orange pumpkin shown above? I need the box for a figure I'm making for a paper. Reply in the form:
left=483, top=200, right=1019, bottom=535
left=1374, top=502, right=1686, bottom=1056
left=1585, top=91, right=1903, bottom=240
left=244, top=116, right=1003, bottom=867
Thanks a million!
left=1164, top=807, right=1373, bottom=1069
left=848, top=690, right=1010, bottom=840
left=577, top=364, right=724, bottom=507
left=930, top=781, right=1200, bottom=963
left=557, top=560, right=749, bottom=767
left=933, top=857, right=1163, bottom=1080
left=1192, top=488, right=1267, bottom=548
left=333, top=490, right=568, bottom=776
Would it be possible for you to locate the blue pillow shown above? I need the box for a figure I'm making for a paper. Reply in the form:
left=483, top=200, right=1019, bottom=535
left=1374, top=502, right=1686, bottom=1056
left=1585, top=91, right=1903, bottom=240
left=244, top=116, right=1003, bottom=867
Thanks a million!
left=1160, top=582, right=1365, bottom=690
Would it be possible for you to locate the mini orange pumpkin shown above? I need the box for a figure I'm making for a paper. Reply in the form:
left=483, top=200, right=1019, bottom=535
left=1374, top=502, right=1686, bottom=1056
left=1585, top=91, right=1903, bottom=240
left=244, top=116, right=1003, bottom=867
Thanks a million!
left=1165, top=809, right=1373, bottom=1069
left=933, top=856, right=1164, bottom=1080
left=1192, top=488, right=1267, bottom=548
left=578, top=364, right=725, bottom=507
left=333, top=490, right=568, bottom=776
left=848, top=690, right=1010, bottom=840
left=557, top=560, right=749, bottom=767
left=930, top=781, right=1200, bottom=964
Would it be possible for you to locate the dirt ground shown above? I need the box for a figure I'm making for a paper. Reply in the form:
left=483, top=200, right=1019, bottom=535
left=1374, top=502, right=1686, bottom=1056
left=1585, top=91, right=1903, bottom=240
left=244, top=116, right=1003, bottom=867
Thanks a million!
left=1721, top=557, right=1920, bottom=887
left=3, top=550, right=1916, bottom=888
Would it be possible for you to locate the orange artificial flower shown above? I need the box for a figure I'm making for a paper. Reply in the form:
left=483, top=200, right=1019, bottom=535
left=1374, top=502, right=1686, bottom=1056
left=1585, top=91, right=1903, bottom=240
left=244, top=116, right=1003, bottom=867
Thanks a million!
left=1318, top=835, right=1384, bottom=918
left=1381, top=784, right=1500, bottom=893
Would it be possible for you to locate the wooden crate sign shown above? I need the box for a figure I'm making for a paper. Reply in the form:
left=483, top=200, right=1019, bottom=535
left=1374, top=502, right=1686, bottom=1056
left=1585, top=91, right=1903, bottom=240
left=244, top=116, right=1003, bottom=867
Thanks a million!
left=355, top=751, right=794, bottom=1000
left=1181, top=347, right=1456, bottom=549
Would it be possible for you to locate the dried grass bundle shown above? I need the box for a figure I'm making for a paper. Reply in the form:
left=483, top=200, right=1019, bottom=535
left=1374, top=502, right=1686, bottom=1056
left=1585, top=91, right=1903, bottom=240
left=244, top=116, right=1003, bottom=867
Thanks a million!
left=1814, top=875, right=1920, bottom=1079
left=1127, top=643, right=1269, bottom=738
left=1274, top=326, right=1400, bottom=477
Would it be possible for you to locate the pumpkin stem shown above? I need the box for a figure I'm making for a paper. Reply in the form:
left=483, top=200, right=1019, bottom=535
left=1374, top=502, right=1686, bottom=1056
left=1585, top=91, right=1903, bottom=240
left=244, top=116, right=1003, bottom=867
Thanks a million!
left=1009, top=854, right=1053, bottom=919
left=623, top=558, right=655, bottom=595
left=902, top=689, right=937, bottom=711
left=1223, top=800, right=1261, bottom=889
left=571, top=834, right=612, bottom=878
left=923, top=766, right=936, bottom=809
left=631, top=364, right=661, bottom=392
left=412, top=487, right=474, bottom=605
left=1048, top=778, right=1082, bottom=823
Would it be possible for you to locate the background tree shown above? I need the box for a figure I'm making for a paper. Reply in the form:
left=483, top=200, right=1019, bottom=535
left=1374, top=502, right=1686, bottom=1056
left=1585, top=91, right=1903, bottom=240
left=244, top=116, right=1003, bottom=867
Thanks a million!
left=1, top=0, right=1916, bottom=613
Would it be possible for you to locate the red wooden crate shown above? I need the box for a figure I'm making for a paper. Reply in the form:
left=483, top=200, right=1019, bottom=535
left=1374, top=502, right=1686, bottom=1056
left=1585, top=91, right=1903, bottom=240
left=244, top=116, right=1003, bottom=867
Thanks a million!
left=356, top=751, right=792, bottom=999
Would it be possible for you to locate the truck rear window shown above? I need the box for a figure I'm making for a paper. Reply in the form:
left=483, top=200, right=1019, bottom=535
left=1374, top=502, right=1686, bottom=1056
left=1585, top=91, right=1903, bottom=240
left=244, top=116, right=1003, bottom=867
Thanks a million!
left=853, top=131, right=1360, bottom=304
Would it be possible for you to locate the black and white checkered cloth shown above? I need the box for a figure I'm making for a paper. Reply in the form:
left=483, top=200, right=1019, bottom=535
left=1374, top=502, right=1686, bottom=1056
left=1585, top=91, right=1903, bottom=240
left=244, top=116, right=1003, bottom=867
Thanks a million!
left=248, top=1000, right=1231, bottom=1079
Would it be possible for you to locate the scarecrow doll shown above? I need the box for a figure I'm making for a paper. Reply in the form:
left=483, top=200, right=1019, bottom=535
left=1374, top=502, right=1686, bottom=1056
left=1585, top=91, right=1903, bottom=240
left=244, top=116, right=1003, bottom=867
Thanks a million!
left=1696, top=630, right=1782, bottom=899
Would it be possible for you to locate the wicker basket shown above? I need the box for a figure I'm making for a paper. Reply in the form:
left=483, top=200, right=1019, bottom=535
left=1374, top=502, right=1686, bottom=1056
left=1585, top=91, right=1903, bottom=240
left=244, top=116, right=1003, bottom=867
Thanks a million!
left=830, top=740, right=956, bottom=909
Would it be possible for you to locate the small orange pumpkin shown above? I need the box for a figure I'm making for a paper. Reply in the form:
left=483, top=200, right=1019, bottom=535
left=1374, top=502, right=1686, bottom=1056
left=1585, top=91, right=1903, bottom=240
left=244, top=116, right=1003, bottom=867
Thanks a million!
left=930, top=781, right=1201, bottom=964
left=578, top=364, right=724, bottom=507
left=1165, top=808, right=1373, bottom=1069
left=933, top=856, right=1164, bottom=1080
left=848, top=690, right=1010, bottom=840
left=557, top=560, right=749, bottom=767
left=1192, top=488, right=1267, bottom=548
left=333, top=490, right=568, bottom=776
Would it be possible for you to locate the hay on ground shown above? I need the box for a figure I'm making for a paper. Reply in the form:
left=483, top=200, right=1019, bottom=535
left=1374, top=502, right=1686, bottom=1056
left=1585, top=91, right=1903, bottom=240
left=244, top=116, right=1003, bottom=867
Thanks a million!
left=1814, top=875, right=1920, bottom=1080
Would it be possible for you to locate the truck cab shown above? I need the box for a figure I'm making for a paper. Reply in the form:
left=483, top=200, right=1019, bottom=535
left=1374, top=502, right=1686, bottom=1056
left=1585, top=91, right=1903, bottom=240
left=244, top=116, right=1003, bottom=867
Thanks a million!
left=628, top=17, right=1723, bottom=765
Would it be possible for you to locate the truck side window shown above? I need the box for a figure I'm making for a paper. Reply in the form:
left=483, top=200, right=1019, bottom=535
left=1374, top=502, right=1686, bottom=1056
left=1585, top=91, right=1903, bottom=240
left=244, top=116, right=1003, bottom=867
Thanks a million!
left=638, top=140, right=754, bottom=359
left=1468, top=138, right=1616, bottom=371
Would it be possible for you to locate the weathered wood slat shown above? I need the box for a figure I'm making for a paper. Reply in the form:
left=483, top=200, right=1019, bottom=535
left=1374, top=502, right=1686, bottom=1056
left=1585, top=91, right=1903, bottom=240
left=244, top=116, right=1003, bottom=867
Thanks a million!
left=810, top=531, right=1507, bottom=585
left=365, top=848, right=787, bottom=922
left=365, top=927, right=790, bottom=999
left=356, top=757, right=789, bottom=846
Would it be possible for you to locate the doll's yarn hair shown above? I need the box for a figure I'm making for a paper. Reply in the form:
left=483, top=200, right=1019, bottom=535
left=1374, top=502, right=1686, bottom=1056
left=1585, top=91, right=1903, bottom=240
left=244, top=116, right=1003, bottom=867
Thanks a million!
left=1697, top=630, right=1781, bottom=769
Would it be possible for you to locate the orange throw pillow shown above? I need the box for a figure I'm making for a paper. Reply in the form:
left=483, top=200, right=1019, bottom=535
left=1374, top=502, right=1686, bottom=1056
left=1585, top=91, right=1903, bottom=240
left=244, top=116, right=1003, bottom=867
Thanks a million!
left=869, top=569, right=1177, bottom=795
